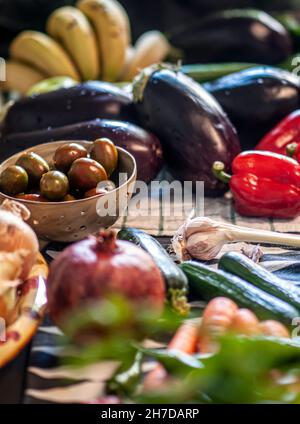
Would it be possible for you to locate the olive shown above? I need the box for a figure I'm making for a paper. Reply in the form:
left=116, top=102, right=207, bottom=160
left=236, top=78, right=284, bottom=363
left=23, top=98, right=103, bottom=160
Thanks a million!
left=0, top=165, right=28, bottom=195
left=40, top=170, right=69, bottom=201
left=63, top=194, right=76, bottom=202
left=16, top=152, right=49, bottom=185
left=68, top=158, right=108, bottom=192
left=54, top=143, right=88, bottom=173
left=15, top=193, right=47, bottom=202
left=84, top=187, right=107, bottom=198
left=90, top=138, right=118, bottom=177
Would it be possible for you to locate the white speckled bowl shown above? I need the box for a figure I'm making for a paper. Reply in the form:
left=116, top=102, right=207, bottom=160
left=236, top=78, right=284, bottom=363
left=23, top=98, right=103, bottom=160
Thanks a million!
left=0, top=141, right=137, bottom=242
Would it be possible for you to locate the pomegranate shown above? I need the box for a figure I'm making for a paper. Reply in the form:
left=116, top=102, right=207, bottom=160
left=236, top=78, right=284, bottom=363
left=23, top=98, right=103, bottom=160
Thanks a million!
left=46, top=231, right=165, bottom=327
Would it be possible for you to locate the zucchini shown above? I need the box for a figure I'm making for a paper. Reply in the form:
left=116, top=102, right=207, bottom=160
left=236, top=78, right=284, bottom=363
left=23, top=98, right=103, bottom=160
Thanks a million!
left=219, top=252, right=300, bottom=310
left=117, top=228, right=189, bottom=314
left=180, top=261, right=299, bottom=327
left=181, top=63, right=258, bottom=83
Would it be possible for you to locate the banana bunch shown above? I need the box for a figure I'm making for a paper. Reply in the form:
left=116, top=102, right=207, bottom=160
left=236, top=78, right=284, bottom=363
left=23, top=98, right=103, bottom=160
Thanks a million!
left=2, top=0, right=170, bottom=94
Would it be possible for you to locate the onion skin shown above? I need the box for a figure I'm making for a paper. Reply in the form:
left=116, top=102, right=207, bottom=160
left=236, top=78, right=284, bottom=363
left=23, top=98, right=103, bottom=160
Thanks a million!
left=47, top=231, right=165, bottom=326
left=0, top=202, right=39, bottom=280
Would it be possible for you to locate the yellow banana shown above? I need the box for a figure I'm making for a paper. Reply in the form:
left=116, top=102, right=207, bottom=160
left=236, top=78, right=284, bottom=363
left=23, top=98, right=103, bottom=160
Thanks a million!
left=47, top=6, right=100, bottom=81
left=77, top=0, right=130, bottom=82
left=1, top=60, right=46, bottom=95
left=122, top=31, right=170, bottom=81
left=10, top=31, right=80, bottom=81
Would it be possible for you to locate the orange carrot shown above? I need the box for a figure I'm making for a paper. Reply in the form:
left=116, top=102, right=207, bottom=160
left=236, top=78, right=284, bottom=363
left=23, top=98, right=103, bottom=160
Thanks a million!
left=143, top=320, right=199, bottom=391
left=230, top=308, right=260, bottom=336
left=259, top=320, right=290, bottom=338
left=199, top=297, right=238, bottom=353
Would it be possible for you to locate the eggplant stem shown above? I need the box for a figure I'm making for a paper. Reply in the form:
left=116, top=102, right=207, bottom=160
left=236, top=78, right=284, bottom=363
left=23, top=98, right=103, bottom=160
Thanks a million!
left=286, top=143, right=298, bottom=158
left=212, top=161, right=231, bottom=184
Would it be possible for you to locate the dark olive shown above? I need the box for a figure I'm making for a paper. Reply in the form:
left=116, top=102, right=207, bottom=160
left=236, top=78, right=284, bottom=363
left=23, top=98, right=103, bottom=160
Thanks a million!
left=63, top=193, right=76, bottom=202
left=90, top=138, right=118, bottom=177
left=16, top=152, right=49, bottom=185
left=84, top=187, right=107, bottom=198
left=54, top=143, right=88, bottom=172
left=68, top=158, right=108, bottom=191
left=0, top=165, right=28, bottom=195
left=40, top=170, right=69, bottom=201
left=15, top=193, right=48, bottom=202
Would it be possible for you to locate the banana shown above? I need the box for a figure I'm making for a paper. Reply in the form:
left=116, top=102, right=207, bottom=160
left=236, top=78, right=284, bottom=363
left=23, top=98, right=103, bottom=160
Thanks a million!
left=77, top=0, right=130, bottom=82
left=1, top=60, right=46, bottom=95
left=47, top=6, right=100, bottom=81
left=10, top=31, right=80, bottom=81
left=122, top=31, right=170, bottom=81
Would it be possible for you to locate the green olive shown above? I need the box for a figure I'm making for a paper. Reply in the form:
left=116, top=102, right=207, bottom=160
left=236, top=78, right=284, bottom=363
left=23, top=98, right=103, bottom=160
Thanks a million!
left=68, top=158, right=108, bottom=191
left=90, top=138, right=118, bottom=177
left=16, top=152, right=50, bottom=185
left=63, top=194, right=76, bottom=202
left=0, top=165, right=28, bottom=195
left=54, top=143, right=88, bottom=173
left=40, top=170, right=69, bottom=201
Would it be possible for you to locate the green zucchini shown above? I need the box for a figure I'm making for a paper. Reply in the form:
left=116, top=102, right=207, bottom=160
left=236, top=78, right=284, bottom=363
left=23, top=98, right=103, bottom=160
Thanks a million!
left=219, top=252, right=300, bottom=310
left=117, top=228, right=189, bottom=314
left=180, top=261, right=299, bottom=327
left=181, top=63, right=258, bottom=83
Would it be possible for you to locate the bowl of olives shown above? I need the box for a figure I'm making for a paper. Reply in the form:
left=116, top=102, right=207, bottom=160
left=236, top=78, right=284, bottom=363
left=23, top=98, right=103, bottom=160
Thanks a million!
left=0, top=139, right=137, bottom=242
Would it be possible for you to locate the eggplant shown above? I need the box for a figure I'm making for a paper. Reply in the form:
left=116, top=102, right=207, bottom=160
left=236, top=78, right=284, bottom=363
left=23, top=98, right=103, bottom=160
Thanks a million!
left=2, top=81, right=136, bottom=135
left=132, top=67, right=241, bottom=195
left=204, top=66, right=300, bottom=148
left=0, top=119, right=163, bottom=183
left=169, top=10, right=292, bottom=65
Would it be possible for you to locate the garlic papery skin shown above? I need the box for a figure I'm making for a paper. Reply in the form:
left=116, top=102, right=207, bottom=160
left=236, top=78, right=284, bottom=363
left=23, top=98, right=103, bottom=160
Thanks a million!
left=172, top=217, right=300, bottom=262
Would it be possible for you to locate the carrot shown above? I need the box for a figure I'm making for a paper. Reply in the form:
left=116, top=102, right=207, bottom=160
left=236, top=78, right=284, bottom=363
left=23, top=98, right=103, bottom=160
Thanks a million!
left=143, top=320, right=199, bottom=391
left=259, top=320, right=290, bottom=338
left=230, top=308, right=260, bottom=336
left=199, top=297, right=238, bottom=353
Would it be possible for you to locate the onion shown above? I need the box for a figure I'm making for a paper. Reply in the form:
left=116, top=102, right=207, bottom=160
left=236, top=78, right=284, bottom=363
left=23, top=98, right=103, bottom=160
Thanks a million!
left=47, top=230, right=165, bottom=327
left=0, top=200, right=39, bottom=279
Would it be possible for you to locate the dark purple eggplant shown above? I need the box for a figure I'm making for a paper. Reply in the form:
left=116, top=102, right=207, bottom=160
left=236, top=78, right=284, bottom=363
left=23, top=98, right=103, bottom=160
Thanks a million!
left=169, top=9, right=292, bottom=65
left=204, top=66, right=300, bottom=148
left=2, top=81, right=136, bottom=135
left=0, top=119, right=163, bottom=184
left=132, top=67, right=241, bottom=195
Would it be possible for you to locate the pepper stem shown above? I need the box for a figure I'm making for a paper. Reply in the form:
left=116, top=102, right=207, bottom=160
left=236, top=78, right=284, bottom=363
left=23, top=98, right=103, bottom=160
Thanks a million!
left=286, top=143, right=298, bottom=158
left=212, top=161, right=231, bottom=184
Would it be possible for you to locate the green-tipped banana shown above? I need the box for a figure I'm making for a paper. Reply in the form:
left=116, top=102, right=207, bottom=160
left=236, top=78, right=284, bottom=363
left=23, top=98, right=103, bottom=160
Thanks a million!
left=27, top=76, right=78, bottom=96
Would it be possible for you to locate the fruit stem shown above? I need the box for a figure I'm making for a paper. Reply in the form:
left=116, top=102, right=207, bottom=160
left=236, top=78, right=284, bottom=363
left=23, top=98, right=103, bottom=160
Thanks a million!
left=212, top=161, right=231, bottom=184
left=286, top=142, right=298, bottom=158
left=95, top=230, right=117, bottom=253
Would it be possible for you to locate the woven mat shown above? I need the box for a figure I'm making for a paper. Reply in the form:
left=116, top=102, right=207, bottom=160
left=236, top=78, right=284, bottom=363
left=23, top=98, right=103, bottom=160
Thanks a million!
left=112, top=170, right=300, bottom=236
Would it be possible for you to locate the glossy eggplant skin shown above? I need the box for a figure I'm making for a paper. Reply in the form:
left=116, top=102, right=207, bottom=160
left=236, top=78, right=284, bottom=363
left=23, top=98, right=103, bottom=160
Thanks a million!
left=2, top=81, right=136, bottom=135
left=0, top=119, right=163, bottom=184
left=204, top=67, right=300, bottom=149
left=169, top=10, right=292, bottom=65
left=133, top=69, right=241, bottom=195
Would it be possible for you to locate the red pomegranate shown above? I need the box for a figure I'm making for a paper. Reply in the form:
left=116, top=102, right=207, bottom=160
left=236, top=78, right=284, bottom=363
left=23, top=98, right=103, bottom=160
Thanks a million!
left=46, top=231, right=165, bottom=327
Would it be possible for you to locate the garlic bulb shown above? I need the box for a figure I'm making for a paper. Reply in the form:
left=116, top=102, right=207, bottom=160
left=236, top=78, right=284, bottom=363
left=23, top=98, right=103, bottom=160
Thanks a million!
left=172, top=217, right=300, bottom=261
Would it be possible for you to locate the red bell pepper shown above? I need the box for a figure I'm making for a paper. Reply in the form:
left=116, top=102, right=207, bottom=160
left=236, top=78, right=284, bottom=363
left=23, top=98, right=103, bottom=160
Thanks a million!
left=256, top=110, right=300, bottom=155
left=213, top=151, right=300, bottom=219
